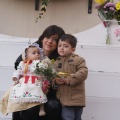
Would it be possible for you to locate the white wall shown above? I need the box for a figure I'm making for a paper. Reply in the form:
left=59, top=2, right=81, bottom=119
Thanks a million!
left=0, top=0, right=100, bottom=38
left=0, top=36, right=30, bottom=119
left=74, top=22, right=120, bottom=120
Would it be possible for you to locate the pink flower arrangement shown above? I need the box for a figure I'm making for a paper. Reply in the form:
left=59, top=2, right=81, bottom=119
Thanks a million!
left=114, top=27, right=120, bottom=41
left=95, top=0, right=120, bottom=43
left=114, top=28, right=120, bottom=37
left=95, top=1, right=115, bottom=27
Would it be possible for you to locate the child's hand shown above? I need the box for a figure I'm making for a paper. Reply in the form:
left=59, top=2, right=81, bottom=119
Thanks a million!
left=55, top=78, right=64, bottom=85
left=13, top=77, right=18, bottom=81
left=19, top=75, right=23, bottom=79
left=13, top=80, right=19, bottom=85
left=64, top=78, right=70, bottom=85
left=13, top=77, right=19, bottom=85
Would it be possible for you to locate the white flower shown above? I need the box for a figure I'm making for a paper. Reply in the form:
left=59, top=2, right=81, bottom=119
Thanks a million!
left=42, top=57, right=51, bottom=64
left=33, top=57, right=57, bottom=81
left=33, top=60, right=40, bottom=66
left=38, top=63, right=44, bottom=68
left=52, top=69, right=57, bottom=74
left=31, top=60, right=40, bottom=70
left=42, top=63, right=48, bottom=69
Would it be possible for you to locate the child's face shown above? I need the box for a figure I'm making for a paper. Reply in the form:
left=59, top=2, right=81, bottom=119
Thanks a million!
left=26, top=47, right=40, bottom=60
left=58, top=40, right=75, bottom=57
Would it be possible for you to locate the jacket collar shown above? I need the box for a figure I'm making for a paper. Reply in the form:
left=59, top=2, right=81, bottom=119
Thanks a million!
left=57, top=53, right=76, bottom=60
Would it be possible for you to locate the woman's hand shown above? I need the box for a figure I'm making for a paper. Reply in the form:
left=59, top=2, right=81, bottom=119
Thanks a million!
left=42, top=80, right=51, bottom=94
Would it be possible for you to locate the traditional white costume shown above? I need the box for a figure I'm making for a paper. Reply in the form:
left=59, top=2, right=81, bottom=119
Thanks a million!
left=9, top=60, right=47, bottom=104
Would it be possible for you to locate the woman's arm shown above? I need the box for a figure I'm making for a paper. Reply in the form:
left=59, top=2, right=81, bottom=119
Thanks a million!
left=14, top=54, right=22, bottom=70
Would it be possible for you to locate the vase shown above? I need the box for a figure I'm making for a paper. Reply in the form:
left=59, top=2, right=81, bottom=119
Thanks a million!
left=106, top=27, right=110, bottom=44
left=118, top=35, right=120, bottom=41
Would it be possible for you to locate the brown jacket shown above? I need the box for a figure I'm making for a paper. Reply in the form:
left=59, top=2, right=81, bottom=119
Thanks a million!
left=54, top=53, right=88, bottom=106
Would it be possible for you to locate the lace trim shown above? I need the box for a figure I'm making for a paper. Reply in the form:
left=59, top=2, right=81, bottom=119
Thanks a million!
left=9, top=98, right=47, bottom=103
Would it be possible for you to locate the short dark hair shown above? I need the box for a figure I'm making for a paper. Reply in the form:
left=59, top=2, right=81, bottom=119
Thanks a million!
left=25, top=46, right=36, bottom=54
left=60, top=34, right=77, bottom=48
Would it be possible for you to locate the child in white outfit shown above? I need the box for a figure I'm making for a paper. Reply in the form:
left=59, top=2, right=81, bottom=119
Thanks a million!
left=9, top=43, right=48, bottom=116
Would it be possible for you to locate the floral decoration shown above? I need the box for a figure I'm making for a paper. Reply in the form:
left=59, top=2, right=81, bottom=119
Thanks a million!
left=114, top=27, right=120, bottom=40
left=114, top=1, right=120, bottom=25
left=34, top=57, right=57, bottom=82
left=36, top=0, right=49, bottom=22
left=95, top=0, right=120, bottom=44
left=114, top=1, right=120, bottom=41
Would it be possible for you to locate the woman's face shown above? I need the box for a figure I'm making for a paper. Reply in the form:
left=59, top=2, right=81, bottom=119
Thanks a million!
left=42, top=34, right=58, bottom=55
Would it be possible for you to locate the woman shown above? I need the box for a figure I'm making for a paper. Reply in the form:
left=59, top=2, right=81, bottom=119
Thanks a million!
left=13, top=25, right=65, bottom=120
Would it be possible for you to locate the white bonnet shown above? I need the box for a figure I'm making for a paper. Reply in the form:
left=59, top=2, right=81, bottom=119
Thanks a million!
left=22, top=43, right=44, bottom=60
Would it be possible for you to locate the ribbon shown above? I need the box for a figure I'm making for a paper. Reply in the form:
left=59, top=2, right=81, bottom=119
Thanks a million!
left=24, top=59, right=32, bottom=64
left=57, top=72, right=70, bottom=77
left=24, top=59, right=32, bottom=74
left=24, top=76, right=38, bottom=84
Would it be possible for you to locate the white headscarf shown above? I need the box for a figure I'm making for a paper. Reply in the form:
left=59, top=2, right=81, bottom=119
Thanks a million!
left=22, top=43, right=44, bottom=60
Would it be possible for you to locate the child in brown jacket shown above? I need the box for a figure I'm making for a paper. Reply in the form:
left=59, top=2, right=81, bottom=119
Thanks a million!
left=53, top=34, right=88, bottom=120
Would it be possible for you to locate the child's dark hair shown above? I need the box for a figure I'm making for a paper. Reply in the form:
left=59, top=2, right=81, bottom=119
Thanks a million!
left=25, top=46, right=36, bottom=57
left=60, top=34, right=77, bottom=48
